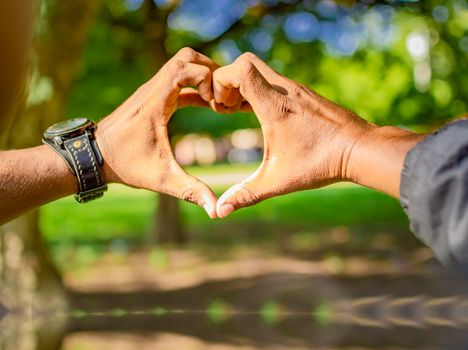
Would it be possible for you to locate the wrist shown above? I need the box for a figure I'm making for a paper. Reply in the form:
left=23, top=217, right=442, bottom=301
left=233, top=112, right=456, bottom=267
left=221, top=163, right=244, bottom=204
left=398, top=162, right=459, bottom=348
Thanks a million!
left=95, top=120, right=117, bottom=184
left=341, top=122, right=378, bottom=183
left=37, top=144, right=77, bottom=197
left=0, top=145, right=77, bottom=224
left=345, top=125, right=425, bottom=198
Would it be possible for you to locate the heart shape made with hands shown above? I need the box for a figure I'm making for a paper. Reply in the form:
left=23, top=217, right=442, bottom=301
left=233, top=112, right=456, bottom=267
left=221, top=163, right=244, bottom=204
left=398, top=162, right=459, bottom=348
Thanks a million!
left=174, top=86, right=259, bottom=220
left=177, top=50, right=364, bottom=219
left=101, top=48, right=360, bottom=221
left=174, top=51, right=314, bottom=219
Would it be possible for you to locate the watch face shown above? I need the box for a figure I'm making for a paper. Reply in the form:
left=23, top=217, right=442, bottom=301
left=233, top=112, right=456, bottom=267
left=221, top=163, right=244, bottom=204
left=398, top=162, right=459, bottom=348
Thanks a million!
left=44, top=118, right=91, bottom=138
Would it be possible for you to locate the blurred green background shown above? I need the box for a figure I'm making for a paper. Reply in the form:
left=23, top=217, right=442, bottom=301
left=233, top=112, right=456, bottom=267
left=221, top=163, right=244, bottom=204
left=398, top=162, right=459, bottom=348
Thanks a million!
left=1, top=0, right=467, bottom=348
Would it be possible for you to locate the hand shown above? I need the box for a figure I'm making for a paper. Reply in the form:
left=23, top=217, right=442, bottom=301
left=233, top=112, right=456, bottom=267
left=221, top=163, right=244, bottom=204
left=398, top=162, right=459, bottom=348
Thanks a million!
left=212, top=53, right=422, bottom=218
left=95, top=48, right=222, bottom=218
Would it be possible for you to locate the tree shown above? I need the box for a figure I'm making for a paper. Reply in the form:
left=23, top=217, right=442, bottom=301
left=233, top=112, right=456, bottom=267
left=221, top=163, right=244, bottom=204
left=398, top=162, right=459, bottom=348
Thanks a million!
left=0, top=0, right=101, bottom=316
left=142, top=0, right=188, bottom=244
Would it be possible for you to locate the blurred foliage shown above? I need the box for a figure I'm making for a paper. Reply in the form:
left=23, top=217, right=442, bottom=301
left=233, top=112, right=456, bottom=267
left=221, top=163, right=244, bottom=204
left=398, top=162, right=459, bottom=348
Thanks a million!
left=67, top=0, right=467, bottom=136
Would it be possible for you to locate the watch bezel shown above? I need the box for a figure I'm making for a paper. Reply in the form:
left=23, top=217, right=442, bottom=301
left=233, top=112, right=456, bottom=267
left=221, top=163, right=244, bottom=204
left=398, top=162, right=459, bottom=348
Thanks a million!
left=44, top=118, right=94, bottom=139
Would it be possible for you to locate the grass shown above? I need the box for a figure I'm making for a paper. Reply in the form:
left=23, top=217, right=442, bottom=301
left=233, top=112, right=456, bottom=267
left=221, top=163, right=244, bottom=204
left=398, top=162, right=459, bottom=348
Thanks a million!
left=185, top=162, right=260, bottom=176
left=40, top=164, right=418, bottom=272
left=40, top=163, right=410, bottom=247
left=40, top=185, right=158, bottom=244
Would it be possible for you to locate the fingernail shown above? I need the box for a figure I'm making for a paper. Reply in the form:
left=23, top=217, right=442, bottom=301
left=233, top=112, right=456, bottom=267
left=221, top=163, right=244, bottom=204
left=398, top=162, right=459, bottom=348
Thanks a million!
left=218, top=204, right=235, bottom=218
left=203, top=203, right=215, bottom=219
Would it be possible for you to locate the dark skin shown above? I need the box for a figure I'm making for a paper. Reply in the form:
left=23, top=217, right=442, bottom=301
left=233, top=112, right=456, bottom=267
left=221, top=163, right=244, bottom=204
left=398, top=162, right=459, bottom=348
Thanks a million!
left=0, top=3, right=425, bottom=225
left=210, top=53, right=425, bottom=217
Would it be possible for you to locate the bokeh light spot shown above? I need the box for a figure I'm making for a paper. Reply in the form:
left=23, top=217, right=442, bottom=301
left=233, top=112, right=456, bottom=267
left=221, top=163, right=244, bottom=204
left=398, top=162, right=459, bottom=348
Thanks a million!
left=406, top=32, right=429, bottom=61
left=124, top=0, right=144, bottom=11
left=460, top=36, right=468, bottom=53
left=432, top=5, right=449, bottom=23
left=284, top=12, right=319, bottom=43
left=249, top=29, right=273, bottom=52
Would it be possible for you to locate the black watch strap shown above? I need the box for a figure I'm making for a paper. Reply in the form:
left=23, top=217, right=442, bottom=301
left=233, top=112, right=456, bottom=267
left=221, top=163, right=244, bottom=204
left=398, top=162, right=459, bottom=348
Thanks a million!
left=63, top=134, right=108, bottom=203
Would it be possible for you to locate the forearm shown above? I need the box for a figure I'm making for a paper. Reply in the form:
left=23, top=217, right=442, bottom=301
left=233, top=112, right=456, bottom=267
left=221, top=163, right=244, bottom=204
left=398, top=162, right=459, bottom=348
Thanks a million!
left=346, top=125, right=426, bottom=198
left=0, top=145, right=76, bottom=224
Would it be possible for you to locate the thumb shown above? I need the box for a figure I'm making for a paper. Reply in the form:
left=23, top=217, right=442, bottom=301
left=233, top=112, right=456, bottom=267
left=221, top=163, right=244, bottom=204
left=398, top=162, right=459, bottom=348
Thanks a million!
left=180, top=178, right=218, bottom=219
left=216, top=167, right=269, bottom=218
left=165, top=164, right=218, bottom=219
left=151, top=126, right=217, bottom=218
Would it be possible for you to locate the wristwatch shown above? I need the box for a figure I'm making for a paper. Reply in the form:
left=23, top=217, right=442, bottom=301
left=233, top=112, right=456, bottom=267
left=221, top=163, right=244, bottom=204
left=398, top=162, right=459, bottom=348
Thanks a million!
left=43, top=118, right=108, bottom=203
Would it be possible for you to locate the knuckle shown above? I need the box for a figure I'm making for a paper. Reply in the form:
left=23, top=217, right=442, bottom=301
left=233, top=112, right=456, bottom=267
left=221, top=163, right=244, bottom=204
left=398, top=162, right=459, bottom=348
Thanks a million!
left=179, top=180, right=201, bottom=204
left=274, top=97, right=293, bottom=119
left=292, top=83, right=307, bottom=98
left=240, top=184, right=260, bottom=206
left=176, top=47, right=196, bottom=61
left=193, top=67, right=211, bottom=89
left=212, top=68, right=222, bottom=81
left=181, top=188, right=197, bottom=204
left=240, top=60, right=257, bottom=77
left=234, top=53, right=259, bottom=79
left=170, top=59, right=186, bottom=75
left=200, top=66, right=211, bottom=80
left=237, top=51, right=258, bottom=64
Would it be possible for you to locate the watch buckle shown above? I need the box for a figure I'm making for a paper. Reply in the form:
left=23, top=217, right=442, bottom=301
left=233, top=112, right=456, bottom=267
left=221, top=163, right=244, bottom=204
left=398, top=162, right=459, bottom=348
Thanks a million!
left=75, top=185, right=108, bottom=203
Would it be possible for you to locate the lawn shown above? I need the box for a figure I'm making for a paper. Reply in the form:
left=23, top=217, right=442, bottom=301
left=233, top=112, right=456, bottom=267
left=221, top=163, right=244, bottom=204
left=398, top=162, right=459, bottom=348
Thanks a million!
left=40, top=164, right=411, bottom=247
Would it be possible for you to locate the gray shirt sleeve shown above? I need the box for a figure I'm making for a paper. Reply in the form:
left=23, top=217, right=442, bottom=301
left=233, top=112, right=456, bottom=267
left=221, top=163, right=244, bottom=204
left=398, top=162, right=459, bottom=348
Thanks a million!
left=400, top=119, right=468, bottom=268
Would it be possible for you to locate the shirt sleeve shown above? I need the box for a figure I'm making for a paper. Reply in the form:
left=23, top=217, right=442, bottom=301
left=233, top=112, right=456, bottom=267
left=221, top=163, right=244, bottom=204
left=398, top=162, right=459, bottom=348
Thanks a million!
left=400, top=119, right=468, bottom=268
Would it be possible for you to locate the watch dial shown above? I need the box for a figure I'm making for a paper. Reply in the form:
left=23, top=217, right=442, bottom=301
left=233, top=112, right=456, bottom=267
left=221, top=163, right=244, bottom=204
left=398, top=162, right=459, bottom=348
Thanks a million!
left=45, top=118, right=90, bottom=137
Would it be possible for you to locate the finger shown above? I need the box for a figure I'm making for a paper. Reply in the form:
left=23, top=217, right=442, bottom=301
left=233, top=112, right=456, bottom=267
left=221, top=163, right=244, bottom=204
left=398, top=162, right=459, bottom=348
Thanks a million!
left=178, top=172, right=216, bottom=219
left=178, top=88, right=211, bottom=108
left=223, top=88, right=243, bottom=107
left=152, top=126, right=217, bottom=218
left=213, top=60, right=282, bottom=118
left=213, top=73, right=233, bottom=104
left=161, top=61, right=213, bottom=107
left=173, top=47, right=220, bottom=72
left=180, top=87, right=197, bottom=94
left=176, top=62, right=213, bottom=101
left=178, top=88, right=250, bottom=113
left=216, top=182, right=262, bottom=218
left=216, top=166, right=272, bottom=218
left=208, top=100, right=246, bottom=114
left=171, top=166, right=218, bottom=219
left=235, top=52, right=284, bottom=85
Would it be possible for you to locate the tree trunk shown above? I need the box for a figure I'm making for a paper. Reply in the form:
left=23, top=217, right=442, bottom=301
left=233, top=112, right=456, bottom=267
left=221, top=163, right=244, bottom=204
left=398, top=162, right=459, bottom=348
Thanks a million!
left=1, top=0, right=101, bottom=148
left=142, top=0, right=186, bottom=244
left=0, top=1, right=101, bottom=349
left=156, top=194, right=186, bottom=244
left=0, top=211, right=62, bottom=309
left=0, top=212, right=66, bottom=350
left=0, top=0, right=101, bottom=341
